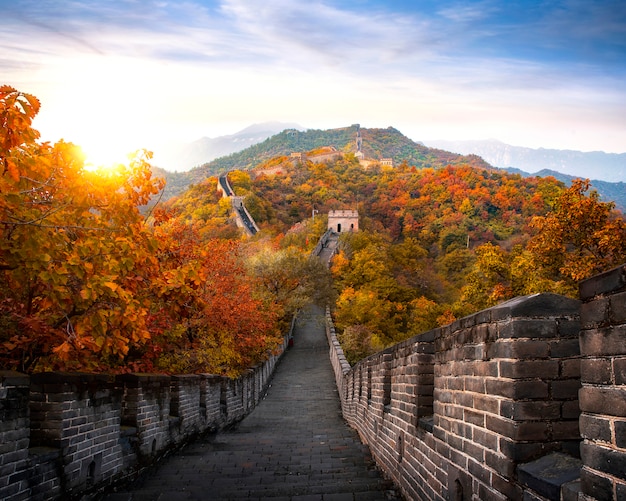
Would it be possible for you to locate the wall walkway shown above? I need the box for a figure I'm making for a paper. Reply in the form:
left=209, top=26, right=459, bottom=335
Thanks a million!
left=100, top=306, right=400, bottom=500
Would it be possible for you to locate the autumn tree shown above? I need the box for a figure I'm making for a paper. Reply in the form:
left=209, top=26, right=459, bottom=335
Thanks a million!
left=459, top=180, right=626, bottom=310
left=246, top=245, right=334, bottom=329
left=527, top=178, right=626, bottom=285
left=0, top=86, right=165, bottom=372
left=145, top=212, right=283, bottom=376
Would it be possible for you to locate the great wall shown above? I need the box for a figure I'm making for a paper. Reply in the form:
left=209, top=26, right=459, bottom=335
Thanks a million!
left=2, top=162, right=625, bottom=499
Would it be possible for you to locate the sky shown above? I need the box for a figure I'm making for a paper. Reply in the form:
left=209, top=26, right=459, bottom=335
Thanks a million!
left=2, top=0, right=626, bottom=171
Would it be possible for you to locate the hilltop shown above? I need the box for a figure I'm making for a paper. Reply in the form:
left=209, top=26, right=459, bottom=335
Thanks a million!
left=155, top=126, right=626, bottom=212
left=156, top=125, right=492, bottom=200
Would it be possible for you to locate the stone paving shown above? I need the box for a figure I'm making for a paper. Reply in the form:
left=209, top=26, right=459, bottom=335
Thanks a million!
left=102, top=305, right=402, bottom=500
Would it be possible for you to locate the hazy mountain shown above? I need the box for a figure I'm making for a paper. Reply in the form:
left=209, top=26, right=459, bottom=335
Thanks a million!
left=425, top=139, right=626, bottom=183
left=503, top=167, right=626, bottom=213
left=154, top=121, right=305, bottom=171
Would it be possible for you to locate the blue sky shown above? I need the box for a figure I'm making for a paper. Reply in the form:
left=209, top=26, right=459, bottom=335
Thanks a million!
left=2, top=0, right=625, bottom=169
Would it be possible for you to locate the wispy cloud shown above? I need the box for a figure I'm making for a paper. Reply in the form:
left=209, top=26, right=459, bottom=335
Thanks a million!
left=1, top=0, right=625, bottom=161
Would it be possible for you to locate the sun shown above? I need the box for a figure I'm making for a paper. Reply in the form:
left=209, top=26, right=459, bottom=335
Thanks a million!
left=80, top=141, right=136, bottom=172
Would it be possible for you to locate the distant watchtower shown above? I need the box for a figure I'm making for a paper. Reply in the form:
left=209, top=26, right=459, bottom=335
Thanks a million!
left=355, top=124, right=363, bottom=159
left=328, top=210, right=359, bottom=233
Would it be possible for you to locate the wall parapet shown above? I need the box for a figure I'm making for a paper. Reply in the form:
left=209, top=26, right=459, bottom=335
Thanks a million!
left=578, top=264, right=626, bottom=500
left=0, top=335, right=288, bottom=500
left=328, top=291, right=588, bottom=501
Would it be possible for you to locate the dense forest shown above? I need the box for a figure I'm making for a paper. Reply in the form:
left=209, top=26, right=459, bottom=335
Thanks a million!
left=168, top=149, right=626, bottom=363
left=0, top=86, right=332, bottom=375
left=2, top=86, right=625, bottom=373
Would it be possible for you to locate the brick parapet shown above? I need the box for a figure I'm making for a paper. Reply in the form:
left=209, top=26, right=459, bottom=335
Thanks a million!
left=0, top=371, right=31, bottom=501
left=579, top=264, right=626, bottom=501
left=328, top=292, right=583, bottom=501
left=0, top=332, right=290, bottom=500
left=28, top=372, right=124, bottom=495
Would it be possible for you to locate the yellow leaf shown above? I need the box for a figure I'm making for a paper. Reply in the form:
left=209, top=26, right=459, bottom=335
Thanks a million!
left=104, top=281, right=119, bottom=292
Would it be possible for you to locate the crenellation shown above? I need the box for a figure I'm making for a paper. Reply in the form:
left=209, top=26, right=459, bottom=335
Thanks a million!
left=0, top=333, right=290, bottom=500
left=326, top=289, right=596, bottom=500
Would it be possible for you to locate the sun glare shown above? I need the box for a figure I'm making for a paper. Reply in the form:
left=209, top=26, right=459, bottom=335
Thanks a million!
left=80, top=143, right=134, bottom=172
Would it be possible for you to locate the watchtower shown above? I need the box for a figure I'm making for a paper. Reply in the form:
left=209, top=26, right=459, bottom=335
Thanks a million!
left=328, top=210, right=359, bottom=233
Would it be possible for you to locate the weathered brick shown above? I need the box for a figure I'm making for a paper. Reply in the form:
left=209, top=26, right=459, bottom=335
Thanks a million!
left=488, top=339, right=550, bottom=359
left=580, top=325, right=626, bottom=357
left=552, top=420, right=580, bottom=440
left=562, top=400, right=581, bottom=420
left=499, top=360, right=559, bottom=379
left=549, top=338, right=580, bottom=358
left=610, top=290, right=626, bottom=324
left=499, top=438, right=544, bottom=462
left=464, top=409, right=484, bottom=427
left=514, top=421, right=550, bottom=441
left=490, top=293, right=579, bottom=320
left=486, top=379, right=548, bottom=399
left=472, top=394, right=499, bottom=414
left=472, top=428, right=498, bottom=450
left=580, top=358, right=612, bottom=384
left=615, top=419, right=626, bottom=448
left=485, top=451, right=515, bottom=478
left=579, top=263, right=626, bottom=301
left=550, top=379, right=581, bottom=400
left=614, top=357, right=626, bottom=385
left=581, top=442, right=626, bottom=481
left=581, top=298, right=610, bottom=328
left=498, top=319, right=557, bottom=340
left=501, top=400, right=561, bottom=421
left=490, top=470, right=523, bottom=500
left=579, top=386, right=626, bottom=417
left=560, top=358, right=581, bottom=378
left=486, top=415, right=516, bottom=437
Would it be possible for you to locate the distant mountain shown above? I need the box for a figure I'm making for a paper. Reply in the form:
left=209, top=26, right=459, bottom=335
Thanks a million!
left=154, top=121, right=305, bottom=171
left=504, top=167, right=625, bottom=213
left=425, top=139, right=626, bottom=183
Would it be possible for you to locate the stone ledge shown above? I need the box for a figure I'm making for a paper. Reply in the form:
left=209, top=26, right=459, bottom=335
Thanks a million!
left=580, top=264, right=626, bottom=301
left=518, top=452, right=581, bottom=500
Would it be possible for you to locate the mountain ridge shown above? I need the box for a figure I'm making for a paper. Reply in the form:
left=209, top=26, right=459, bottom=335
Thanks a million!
left=153, top=125, right=625, bottom=212
left=425, top=138, right=626, bottom=183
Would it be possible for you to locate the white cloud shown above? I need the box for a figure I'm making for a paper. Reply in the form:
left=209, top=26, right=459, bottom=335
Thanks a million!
left=2, top=0, right=625, bottom=166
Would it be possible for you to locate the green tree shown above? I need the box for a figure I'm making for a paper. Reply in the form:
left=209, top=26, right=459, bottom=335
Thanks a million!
left=246, top=245, right=334, bottom=328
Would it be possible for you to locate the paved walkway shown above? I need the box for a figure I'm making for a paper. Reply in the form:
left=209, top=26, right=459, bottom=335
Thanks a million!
left=103, top=306, right=401, bottom=501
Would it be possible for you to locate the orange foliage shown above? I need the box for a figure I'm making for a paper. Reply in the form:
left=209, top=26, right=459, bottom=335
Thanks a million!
left=0, top=86, right=282, bottom=375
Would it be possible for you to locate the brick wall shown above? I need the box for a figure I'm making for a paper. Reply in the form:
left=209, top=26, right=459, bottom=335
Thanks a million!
left=0, top=371, right=32, bottom=501
left=28, top=372, right=124, bottom=496
left=0, top=335, right=288, bottom=500
left=329, top=292, right=584, bottom=501
left=579, top=264, right=626, bottom=500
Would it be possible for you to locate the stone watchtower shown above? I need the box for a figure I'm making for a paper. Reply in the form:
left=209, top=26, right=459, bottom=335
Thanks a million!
left=328, top=210, right=359, bottom=233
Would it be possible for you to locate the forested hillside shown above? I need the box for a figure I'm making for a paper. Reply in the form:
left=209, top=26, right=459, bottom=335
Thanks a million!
left=160, top=126, right=491, bottom=199
left=156, top=126, right=626, bottom=211
left=505, top=167, right=626, bottom=212
left=3, top=86, right=625, bottom=373
left=166, top=150, right=626, bottom=363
